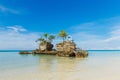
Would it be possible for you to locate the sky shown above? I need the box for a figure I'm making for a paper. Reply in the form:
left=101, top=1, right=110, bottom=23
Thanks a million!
left=0, top=0, right=120, bottom=50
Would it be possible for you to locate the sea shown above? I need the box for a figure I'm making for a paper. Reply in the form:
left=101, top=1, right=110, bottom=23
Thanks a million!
left=0, top=50, right=120, bottom=80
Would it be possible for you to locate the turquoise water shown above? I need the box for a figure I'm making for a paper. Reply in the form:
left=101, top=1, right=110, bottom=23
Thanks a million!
left=0, top=50, right=120, bottom=80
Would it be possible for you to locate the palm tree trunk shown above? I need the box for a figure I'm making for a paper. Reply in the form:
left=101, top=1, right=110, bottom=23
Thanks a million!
left=46, top=37, right=47, bottom=42
left=63, top=37, right=64, bottom=51
left=39, top=44, right=40, bottom=50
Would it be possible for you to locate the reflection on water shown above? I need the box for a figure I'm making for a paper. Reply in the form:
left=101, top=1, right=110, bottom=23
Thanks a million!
left=37, top=55, right=87, bottom=72
left=1, top=51, right=120, bottom=80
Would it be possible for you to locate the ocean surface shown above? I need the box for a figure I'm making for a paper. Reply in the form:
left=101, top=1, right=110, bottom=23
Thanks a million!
left=0, top=50, right=120, bottom=80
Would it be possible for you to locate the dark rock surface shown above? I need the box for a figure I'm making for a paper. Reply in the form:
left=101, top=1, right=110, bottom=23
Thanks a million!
left=19, top=51, right=32, bottom=54
left=56, top=50, right=88, bottom=57
left=46, top=42, right=53, bottom=51
left=20, top=49, right=88, bottom=58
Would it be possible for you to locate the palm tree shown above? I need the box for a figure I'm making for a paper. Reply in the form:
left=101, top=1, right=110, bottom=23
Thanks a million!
left=48, top=35, right=55, bottom=43
left=43, top=33, right=48, bottom=41
left=36, top=37, right=45, bottom=49
left=59, top=30, right=67, bottom=43
left=37, top=37, right=44, bottom=42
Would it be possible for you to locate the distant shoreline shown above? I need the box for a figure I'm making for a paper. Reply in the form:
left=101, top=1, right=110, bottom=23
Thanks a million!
left=0, top=50, right=33, bottom=52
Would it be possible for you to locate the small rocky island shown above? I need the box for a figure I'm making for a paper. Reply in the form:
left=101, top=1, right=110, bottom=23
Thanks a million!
left=19, top=30, right=88, bottom=58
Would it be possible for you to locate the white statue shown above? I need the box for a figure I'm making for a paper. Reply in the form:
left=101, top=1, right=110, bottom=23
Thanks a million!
left=67, top=35, right=73, bottom=42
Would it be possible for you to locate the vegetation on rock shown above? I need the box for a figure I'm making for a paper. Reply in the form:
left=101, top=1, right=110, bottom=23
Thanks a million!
left=58, top=30, right=67, bottom=43
left=20, top=30, right=89, bottom=58
left=36, top=33, right=55, bottom=51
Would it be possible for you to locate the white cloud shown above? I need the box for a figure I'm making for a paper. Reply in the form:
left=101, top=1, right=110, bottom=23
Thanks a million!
left=70, top=16, right=120, bottom=50
left=7, top=25, right=27, bottom=33
left=70, top=22, right=95, bottom=31
left=0, top=26, right=40, bottom=50
left=0, top=5, right=19, bottom=14
left=1, top=17, right=120, bottom=50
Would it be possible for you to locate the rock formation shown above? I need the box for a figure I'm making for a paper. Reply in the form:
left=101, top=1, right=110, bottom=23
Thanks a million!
left=19, top=31, right=88, bottom=58
left=39, top=42, right=53, bottom=51
left=56, top=40, right=88, bottom=57
left=56, top=40, right=76, bottom=52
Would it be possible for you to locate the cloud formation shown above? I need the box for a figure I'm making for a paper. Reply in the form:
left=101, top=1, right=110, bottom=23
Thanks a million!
left=1, top=17, right=120, bottom=50
left=0, top=5, right=19, bottom=14
left=70, top=16, right=120, bottom=50
left=0, top=26, right=40, bottom=50
left=7, top=25, right=27, bottom=33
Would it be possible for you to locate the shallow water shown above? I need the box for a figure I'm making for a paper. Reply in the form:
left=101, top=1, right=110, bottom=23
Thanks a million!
left=0, top=50, right=120, bottom=80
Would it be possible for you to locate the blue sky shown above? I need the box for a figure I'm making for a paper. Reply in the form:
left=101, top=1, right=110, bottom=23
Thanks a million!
left=0, top=0, right=120, bottom=50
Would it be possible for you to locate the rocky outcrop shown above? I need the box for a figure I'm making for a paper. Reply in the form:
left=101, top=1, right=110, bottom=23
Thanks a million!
left=33, top=49, right=57, bottom=55
left=55, top=40, right=88, bottom=57
left=46, top=42, right=53, bottom=51
left=39, top=42, right=53, bottom=51
left=75, top=50, right=88, bottom=57
left=20, top=49, right=88, bottom=58
left=57, top=50, right=88, bottom=57
left=32, top=49, right=41, bottom=54
left=56, top=40, right=76, bottom=52
left=19, top=39, right=88, bottom=58
left=19, top=51, right=32, bottom=54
